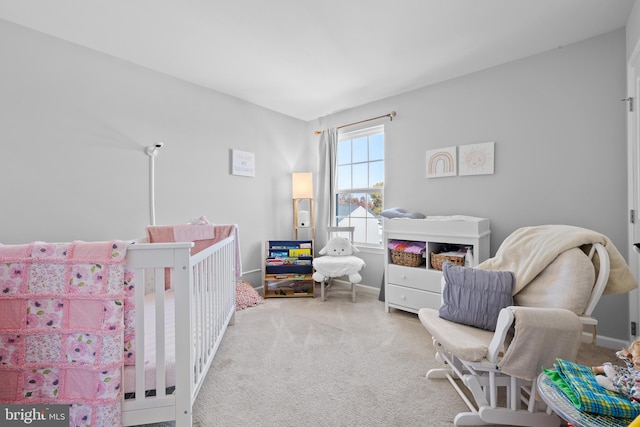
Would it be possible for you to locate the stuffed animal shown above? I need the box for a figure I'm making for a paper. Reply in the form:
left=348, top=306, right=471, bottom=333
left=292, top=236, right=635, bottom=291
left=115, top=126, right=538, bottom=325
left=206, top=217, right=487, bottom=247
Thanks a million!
left=319, top=236, right=359, bottom=256
left=312, top=237, right=364, bottom=284
left=592, top=339, right=640, bottom=401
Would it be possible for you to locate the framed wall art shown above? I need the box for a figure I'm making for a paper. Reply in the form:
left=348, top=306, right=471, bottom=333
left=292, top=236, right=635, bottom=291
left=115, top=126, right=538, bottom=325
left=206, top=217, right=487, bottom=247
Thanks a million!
left=458, top=142, right=494, bottom=176
left=230, top=149, right=255, bottom=177
left=426, top=146, right=457, bottom=178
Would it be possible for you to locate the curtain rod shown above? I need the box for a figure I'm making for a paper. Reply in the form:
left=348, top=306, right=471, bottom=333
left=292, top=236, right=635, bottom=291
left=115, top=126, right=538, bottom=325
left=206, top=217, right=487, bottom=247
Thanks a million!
left=314, top=111, right=396, bottom=135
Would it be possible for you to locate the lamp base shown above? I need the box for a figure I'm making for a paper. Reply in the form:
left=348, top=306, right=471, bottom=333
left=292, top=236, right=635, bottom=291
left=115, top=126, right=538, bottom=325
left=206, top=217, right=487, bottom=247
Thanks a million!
left=293, top=198, right=314, bottom=240
left=296, top=227, right=313, bottom=240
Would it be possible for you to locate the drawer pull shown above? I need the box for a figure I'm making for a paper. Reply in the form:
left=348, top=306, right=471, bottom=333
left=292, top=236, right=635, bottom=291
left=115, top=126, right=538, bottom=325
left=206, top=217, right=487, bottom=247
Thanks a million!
left=400, top=274, right=407, bottom=279
left=400, top=294, right=406, bottom=300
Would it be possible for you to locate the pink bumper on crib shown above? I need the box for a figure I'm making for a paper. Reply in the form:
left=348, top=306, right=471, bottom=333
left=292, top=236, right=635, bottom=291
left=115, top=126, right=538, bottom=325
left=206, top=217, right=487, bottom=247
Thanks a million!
left=146, top=223, right=241, bottom=290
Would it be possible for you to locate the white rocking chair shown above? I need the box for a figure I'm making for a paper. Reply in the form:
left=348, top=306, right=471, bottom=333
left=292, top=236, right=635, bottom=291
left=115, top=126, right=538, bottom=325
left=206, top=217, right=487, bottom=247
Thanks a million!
left=419, top=241, right=611, bottom=427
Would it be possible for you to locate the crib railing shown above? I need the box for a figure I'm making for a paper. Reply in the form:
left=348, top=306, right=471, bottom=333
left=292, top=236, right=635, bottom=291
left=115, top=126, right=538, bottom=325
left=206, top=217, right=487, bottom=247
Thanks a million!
left=122, top=235, right=236, bottom=427
left=190, top=236, right=236, bottom=397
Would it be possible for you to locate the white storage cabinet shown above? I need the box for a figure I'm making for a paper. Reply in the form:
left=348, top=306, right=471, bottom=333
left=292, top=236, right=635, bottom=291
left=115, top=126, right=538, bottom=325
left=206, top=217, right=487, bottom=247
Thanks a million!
left=383, top=216, right=490, bottom=314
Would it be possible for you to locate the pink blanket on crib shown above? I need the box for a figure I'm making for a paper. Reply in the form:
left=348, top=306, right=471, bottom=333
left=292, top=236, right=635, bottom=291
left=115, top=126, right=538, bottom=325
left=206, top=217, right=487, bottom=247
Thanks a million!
left=147, top=224, right=218, bottom=255
left=0, top=240, right=129, bottom=427
left=147, top=223, right=241, bottom=283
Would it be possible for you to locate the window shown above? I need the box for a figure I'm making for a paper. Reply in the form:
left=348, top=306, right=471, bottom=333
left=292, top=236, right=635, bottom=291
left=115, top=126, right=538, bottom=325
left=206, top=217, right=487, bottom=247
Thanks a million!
left=335, top=125, right=384, bottom=246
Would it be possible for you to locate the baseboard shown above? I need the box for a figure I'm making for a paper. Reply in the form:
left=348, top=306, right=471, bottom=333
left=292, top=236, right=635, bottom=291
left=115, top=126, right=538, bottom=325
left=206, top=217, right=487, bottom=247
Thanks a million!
left=584, top=332, right=629, bottom=350
left=329, top=279, right=379, bottom=296
left=356, top=284, right=380, bottom=296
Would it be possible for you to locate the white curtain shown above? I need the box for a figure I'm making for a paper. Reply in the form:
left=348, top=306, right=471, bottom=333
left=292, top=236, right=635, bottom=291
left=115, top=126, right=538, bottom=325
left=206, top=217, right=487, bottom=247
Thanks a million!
left=316, top=127, right=338, bottom=252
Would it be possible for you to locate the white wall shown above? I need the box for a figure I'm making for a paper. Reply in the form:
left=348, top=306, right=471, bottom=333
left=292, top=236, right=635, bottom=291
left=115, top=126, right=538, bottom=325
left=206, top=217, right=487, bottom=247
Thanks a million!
left=628, top=0, right=640, bottom=61
left=0, top=19, right=308, bottom=284
left=309, top=29, right=630, bottom=340
left=1, top=18, right=632, bottom=341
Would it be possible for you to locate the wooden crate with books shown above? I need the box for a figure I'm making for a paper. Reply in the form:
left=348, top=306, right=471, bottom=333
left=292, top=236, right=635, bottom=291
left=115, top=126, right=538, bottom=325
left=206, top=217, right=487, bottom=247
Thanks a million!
left=263, top=240, right=315, bottom=298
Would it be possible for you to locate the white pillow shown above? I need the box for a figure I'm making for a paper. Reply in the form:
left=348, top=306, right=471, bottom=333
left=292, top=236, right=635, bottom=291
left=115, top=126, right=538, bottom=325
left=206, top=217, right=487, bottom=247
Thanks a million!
left=513, top=248, right=595, bottom=315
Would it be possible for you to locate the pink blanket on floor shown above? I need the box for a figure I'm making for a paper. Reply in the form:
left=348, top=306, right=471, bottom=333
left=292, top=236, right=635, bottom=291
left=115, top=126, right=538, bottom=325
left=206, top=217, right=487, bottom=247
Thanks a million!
left=0, top=240, right=129, bottom=427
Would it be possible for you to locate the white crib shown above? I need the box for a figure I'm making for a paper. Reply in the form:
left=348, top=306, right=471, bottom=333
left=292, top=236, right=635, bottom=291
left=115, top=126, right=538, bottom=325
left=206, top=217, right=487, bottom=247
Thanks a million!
left=121, top=234, right=236, bottom=426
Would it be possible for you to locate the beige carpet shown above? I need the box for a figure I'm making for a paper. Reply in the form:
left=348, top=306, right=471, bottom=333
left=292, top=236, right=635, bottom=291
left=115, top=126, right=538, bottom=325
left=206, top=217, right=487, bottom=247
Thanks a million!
left=136, top=284, right=621, bottom=427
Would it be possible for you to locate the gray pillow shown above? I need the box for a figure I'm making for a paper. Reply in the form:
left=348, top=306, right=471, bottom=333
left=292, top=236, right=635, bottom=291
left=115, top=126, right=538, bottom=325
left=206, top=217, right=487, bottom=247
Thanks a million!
left=380, top=208, right=426, bottom=219
left=439, top=262, right=514, bottom=331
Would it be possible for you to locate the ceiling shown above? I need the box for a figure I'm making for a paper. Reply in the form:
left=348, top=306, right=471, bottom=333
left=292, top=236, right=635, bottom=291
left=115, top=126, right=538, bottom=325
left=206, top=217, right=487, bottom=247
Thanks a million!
left=0, top=0, right=635, bottom=121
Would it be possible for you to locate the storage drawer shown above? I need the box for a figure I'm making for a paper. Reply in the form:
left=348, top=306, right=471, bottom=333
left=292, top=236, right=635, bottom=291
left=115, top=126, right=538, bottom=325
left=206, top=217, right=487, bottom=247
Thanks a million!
left=386, top=284, right=441, bottom=312
left=388, top=264, right=441, bottom=293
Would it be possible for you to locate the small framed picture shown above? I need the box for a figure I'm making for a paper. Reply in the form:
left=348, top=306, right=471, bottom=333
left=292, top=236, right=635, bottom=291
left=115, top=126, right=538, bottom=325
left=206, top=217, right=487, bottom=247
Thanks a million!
left=231, top=149, right=255, bottom=177
left=426, top=146, right=457, bottom=178
left=458, top=142, right=494, bottom=176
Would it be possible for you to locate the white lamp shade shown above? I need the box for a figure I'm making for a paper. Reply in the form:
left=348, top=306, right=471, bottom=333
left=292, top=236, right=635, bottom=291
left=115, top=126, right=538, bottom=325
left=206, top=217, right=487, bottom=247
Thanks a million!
left=292, top=172, right=313, bottom=199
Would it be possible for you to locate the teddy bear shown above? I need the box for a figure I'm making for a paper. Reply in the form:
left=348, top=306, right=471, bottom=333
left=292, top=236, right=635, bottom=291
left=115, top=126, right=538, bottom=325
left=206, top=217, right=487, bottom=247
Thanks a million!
left=312, top=236, right=365, bottom=284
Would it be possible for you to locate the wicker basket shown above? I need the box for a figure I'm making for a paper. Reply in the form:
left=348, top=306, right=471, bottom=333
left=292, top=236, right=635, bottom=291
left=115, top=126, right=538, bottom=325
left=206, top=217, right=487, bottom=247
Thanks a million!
left=430, top=252, right=465, bottom=270
left=390, top=250, right=425, bottom=267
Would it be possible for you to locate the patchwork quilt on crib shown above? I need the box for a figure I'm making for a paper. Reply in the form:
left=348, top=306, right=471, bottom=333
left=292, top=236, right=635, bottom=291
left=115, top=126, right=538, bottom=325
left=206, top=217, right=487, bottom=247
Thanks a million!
left=0, top=240, right=130, bottom=427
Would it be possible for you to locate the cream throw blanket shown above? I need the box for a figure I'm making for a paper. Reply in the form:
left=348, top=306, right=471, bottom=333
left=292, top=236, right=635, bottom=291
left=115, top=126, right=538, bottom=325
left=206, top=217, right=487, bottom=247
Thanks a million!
left=477, top=225, right=637, bottom=295
left=499, top=306, right=582, bottom=381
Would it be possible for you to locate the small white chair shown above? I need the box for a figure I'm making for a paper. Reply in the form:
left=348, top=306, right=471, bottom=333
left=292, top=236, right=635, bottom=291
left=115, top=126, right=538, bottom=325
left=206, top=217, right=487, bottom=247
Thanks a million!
left=312, top=227, right=365, bottom=302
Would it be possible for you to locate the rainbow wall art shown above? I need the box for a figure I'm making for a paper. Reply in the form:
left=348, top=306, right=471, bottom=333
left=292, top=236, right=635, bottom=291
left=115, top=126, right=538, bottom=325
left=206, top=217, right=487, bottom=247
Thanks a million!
left=426, top=146, right=457, bottom=178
